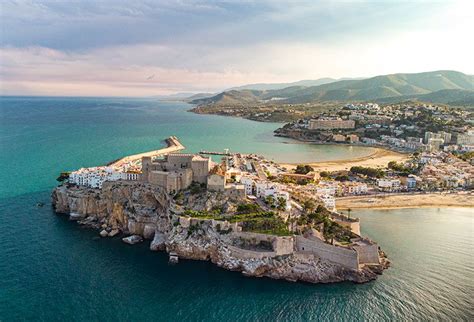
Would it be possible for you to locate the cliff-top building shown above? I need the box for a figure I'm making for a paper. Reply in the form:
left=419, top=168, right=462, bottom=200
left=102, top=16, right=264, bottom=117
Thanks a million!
left=141, top=153, right=212, bottom=193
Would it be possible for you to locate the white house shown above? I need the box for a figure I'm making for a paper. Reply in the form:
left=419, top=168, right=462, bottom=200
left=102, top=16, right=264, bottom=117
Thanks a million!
left=319, top=194, right=336, bottom=212
left=69, top=166, right=136, bottom=189
left=377, top=179, right=401, bottom=192
left=240, top=176, right=255, bottom=195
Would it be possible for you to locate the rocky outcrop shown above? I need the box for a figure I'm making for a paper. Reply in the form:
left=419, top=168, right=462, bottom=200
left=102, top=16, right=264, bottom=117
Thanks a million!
left=52, top=181, right=170, bottom=236
left=52, top=182, right=386, bottom=284
left=165, top=219, right=381, bottom=284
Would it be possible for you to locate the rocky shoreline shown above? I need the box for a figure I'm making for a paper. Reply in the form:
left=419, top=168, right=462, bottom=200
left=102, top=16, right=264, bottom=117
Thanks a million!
left=52, top=181, right=388, bottom=284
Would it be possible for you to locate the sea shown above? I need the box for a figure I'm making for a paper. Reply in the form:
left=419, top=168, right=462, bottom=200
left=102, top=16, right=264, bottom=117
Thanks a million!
left=0, top=96, right=472, bottom=321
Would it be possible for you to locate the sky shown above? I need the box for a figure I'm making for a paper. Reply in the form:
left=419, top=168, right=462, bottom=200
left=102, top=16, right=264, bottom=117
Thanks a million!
left=0, top=0, right=473, bottom=96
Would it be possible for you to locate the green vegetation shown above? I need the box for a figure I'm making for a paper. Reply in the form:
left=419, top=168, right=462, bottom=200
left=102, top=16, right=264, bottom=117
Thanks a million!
left=188, top=182, right=207, bottom=195
left=56, top=171, right=71, bottom=182
left=187, top=223, right=200, bottom=237
left=350, top=166, right=384, bottom=178
left=238, top=212, right=291, bottom=236
left=387, top=161, right=417, bottom=176
left=173, top=191, right=185, bottom=204
left=183, top=209, right=222, bottom=220
left=301, top=199, right=316, bottom=213
left=298, top=206, right=356, bottom=243
left=319, top=171, right=330, bottom=178
left=335, top=174, right=350, bottom=182
left=192, top=71, right=474, bottom=110
left=183, top=203, right=291, bottom=236
left=456, top=151, right=474, bottom=161
left=295, top=164, right=314, bottom=174
left=237, top=203, right=262, bottom=214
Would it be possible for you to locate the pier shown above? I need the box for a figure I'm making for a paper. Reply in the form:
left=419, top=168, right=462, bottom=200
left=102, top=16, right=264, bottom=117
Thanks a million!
left=199, top=150, right=235, bottom=156
left=108, top=136, right=185, bottom=168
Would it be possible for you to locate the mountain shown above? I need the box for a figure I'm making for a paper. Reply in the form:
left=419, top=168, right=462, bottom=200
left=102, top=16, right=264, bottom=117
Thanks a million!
left=184, top=92, right=216, bottom=101
left=192, top=71, right=474, bottom=106
left=152, top=92, right=198, bottom=100
left=227, top=78, right=338, bottom=91
left=376, top=89, right=474, bottom=106
left=227, top=77, right=365, bottom=91
left=152, top=92, right=216, bottom=101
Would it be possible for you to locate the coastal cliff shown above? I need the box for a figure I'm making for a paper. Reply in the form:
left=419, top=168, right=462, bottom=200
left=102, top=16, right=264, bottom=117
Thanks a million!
left=52, top=182, right=387, bottom=284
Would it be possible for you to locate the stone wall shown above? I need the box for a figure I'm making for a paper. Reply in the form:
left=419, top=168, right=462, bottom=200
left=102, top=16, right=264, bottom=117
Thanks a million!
left=207, top=174, right=226, bottom=191
left=352, top=240, right=380, bottom=264
left=231, top=231, right=294, bottom=256
left=224, top=185, right=246, bottom=200
left=227, top=245, right=276, bottom=259
left=295, top=236, right=359, bottom=270
left=178, top=217, right=241, bottom=232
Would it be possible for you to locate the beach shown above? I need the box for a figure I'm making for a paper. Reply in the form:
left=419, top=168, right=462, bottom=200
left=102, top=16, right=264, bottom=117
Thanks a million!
left=279, top=147, right=408, bottom=172
left=336, top=192, right=474, bottom=210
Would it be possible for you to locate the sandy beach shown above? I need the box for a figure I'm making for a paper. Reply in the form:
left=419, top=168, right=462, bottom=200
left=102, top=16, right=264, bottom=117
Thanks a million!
left=336, top=193, right=474, bottom=210
left=279, top=148, right=408, bottom=172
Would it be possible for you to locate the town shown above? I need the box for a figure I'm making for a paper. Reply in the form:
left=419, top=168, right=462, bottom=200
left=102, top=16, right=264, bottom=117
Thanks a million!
left=56, top=136, right=396, bottom=283
left=275, top=102, right=474, bottom=154
left=57, top=124, right=473, bottom=283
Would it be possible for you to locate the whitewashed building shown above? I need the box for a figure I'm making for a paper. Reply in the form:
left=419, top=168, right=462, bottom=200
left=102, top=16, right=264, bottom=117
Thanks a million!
left=319, top=194, right=336, bottom=212
left=69, top=166, right=138, bottom=189
left=377, top=179, right=401, bottom=192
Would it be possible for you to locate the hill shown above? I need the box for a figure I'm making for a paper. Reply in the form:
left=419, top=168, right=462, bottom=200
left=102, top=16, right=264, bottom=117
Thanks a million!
left=376, top=89, right=474, bottom=106
left=227, top=78, right=338, bottom=91
left=192, top=70, right=474, bottom=106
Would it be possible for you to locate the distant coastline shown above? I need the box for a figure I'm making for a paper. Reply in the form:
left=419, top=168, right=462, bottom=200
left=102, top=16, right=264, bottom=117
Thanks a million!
left=336, top=192, right=474, bottom=210
left=278, top=148, right=407, bottom=172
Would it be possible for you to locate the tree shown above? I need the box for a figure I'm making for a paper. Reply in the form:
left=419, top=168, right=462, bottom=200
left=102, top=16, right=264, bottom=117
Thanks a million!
left=265, top=195, right=275, bottom=208
left=276, top=197, right=287, bottom=211
left=335, top=175, right=349, bottom=182
left=295, top=164, right=314, bottom=175
left=319, top=171, right=330, bottom=178
left=302, top=199, right=316, bottom=214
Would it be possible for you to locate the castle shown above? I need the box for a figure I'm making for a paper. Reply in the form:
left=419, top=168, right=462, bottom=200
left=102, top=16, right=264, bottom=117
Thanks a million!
left=141, top=153, right=213, bottom=193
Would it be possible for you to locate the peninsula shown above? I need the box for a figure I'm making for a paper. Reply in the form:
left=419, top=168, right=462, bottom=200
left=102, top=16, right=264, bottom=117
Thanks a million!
left=52, top=137, right=389, bottom=284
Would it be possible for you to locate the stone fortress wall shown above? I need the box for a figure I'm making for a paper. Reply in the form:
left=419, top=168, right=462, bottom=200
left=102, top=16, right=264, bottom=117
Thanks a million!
left=177, top=216, right=378, bottom=270
left=295, top=235, right=360, bottom=270
left=230, top=231, right=294, bottom=256
left=351, top=239, right=380, bottom=264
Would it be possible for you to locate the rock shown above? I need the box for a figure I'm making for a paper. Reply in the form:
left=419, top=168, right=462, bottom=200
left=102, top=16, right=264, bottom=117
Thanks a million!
left=169, top=252, right=179, bottom=264
left=108, top=229, right=120, bottom=237
left=143, top=224, right=156, bottom=239
left=122, top=235, right=143, bottom=245
left=150, top=232, right=166, bottom=251
left=69, top=212, right=84, bottom=221
left=51, top=182, right=388, bottom=285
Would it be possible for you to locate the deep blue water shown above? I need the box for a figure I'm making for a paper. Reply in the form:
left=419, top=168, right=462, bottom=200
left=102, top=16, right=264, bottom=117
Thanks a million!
left=0, top=97, right=472, bottom=321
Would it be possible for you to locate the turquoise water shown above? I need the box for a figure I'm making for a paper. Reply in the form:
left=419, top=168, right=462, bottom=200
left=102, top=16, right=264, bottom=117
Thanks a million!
left=0, top=96, right=375, bottom=199
left=0, top=97, right=472, bottom=320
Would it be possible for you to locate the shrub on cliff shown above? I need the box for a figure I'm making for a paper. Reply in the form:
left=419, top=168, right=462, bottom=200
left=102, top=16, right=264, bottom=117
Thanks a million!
left=295, top=164, right=314, bottom=174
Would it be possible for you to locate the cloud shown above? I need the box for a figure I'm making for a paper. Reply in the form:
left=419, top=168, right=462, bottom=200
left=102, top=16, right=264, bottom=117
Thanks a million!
left=0, top=0, right=473, bottom=96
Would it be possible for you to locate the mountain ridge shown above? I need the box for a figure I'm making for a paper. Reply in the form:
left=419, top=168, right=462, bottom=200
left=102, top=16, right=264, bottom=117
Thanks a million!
left=192, top=70, right=474, bottom=106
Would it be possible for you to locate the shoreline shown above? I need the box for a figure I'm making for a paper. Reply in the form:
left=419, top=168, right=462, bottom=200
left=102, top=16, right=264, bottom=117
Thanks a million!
left=278, top=148, right=408, bottom=172
left=336, top=193, right=474, bottom=210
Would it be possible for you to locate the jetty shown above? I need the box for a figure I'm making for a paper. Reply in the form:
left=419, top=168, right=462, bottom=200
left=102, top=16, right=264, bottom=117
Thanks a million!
left=199, top=150, right=235, bottom=156
left=108, top=136, right=185, bottom=168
